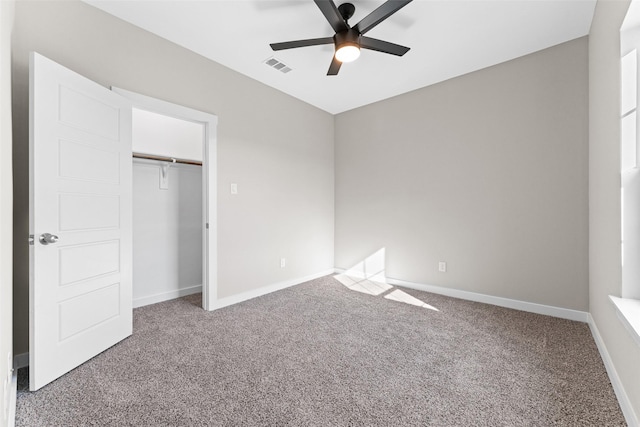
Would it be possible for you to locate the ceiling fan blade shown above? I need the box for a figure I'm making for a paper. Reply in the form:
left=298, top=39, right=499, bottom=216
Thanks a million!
left=327, top=56, right=342, bottom=75
left=354, top=0, right=412, bottom=35
left=314, top=0, right=349, bottom=33
left=360, top=36, right=410, bottom=56
left=270, top=37, right=334, bottom=51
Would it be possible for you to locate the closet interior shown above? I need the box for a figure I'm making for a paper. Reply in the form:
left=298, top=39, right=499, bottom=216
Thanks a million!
left=131, top=108, right=205, bottom=308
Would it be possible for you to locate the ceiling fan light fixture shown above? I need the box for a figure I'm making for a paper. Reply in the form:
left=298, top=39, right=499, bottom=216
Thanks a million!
left=335, top=43, right=360, bottom=63
left=269, top=0, right=413, bottom=75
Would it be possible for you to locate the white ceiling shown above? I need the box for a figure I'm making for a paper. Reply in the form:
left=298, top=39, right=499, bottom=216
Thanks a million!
left=84, top=0, right=597, bottom=114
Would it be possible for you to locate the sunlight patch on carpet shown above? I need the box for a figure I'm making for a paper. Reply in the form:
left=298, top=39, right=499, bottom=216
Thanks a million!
left=336, top=248, right=439, bottom=311
left=334, top=274, right=392, bottom=296
left=384, top=289, right=439, bottom=311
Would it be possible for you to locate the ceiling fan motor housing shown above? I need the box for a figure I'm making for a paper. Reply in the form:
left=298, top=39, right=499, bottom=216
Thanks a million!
left=334, top=28, right=361, bottom=49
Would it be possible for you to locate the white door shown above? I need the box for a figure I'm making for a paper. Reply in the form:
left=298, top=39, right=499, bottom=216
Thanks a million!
left=29, top=52, right=133, bottom=391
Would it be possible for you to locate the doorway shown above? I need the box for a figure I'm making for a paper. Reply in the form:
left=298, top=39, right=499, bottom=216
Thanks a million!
left=113, top=87, right=218, bottom=311
left=131, top=108, right=204, bottom=308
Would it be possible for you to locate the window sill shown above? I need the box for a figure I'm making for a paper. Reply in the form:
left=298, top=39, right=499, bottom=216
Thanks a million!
left=609, top=295, right=640, bottom=346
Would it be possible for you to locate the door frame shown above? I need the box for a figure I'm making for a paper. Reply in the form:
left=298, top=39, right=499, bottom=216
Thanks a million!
left=112, top=87, right=217, bottom=311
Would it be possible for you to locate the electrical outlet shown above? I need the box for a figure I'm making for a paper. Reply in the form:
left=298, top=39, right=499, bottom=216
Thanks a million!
left=438, top=262, right=447, bottom=272
left=230, top=183, right=238, bottom=195
left=280, top=258, right=286, bottom=268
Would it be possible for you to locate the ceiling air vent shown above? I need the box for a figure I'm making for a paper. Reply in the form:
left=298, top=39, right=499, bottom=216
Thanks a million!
left=264, top=57, right=292, bottom=74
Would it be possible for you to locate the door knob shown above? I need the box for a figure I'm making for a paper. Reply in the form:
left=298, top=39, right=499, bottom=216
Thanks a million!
left=39, top=233, right=59, bottom=245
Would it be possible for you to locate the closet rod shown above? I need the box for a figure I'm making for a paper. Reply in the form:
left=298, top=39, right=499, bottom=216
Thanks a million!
left=132, top=152, right=202, bottom=166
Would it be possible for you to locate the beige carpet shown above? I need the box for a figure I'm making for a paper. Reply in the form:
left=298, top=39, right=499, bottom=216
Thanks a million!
left=16, top=275, right=625, bottom=426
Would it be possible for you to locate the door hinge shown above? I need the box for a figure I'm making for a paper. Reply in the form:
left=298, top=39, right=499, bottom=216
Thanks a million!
left=28, top=235, right=34, bottom=245
left=206, top=223, right=209, bottom=229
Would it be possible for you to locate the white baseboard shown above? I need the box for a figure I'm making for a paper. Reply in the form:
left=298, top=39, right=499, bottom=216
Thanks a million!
left=209, top=269, right=335, bottom=311
left=588, top=314, right=639, bottom=427
left=333, top=269, right=589, bottom=322
left=133, top=284, right=202, bottom=308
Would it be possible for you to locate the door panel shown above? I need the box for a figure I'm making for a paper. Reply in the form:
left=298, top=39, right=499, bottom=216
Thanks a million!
left=29, top=52, right=132, bottom=390
left=58, top=240, right=120, bottom=285
left=58, top=85, right=121, bottom=139
left=58, top=139, right=121, bottom=183
left=58, top=193, right=120, bottom=232
left=58, top=283, right=121, bottom=341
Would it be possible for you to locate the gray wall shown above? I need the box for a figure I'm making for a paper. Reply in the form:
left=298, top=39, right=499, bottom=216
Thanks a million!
left=1, top=0, right=14, bottom=424
left=589, top=0, right=640, bottom=419
left=11, top=0, right=335, bottom=355
left=335, top=37, right=589, bottom=311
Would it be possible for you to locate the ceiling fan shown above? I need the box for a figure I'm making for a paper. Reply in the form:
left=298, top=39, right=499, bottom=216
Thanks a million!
left=270, top=0, right=413, bottom=76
